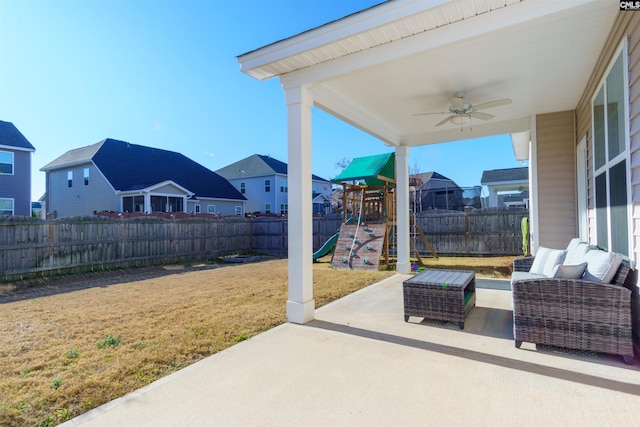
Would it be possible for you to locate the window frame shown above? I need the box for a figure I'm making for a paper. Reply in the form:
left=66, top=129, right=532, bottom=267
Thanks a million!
left=590, top=40, right=632, bottom=258
left=265, top=179, right=271, bottom=193
left=240, top=182, right=246, bottom=194
left=265, top=203, right=271, bottom=214
left=0, top=150, right=14, bottom=175
left=0, top=197, right=14, bottom=215
left=67, top=170, right=73, bottom=188
left=83, top=167, right=90, bottom=185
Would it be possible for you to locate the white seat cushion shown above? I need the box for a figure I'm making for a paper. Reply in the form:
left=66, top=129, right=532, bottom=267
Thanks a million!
left=529, top=246, right=567, bottom=277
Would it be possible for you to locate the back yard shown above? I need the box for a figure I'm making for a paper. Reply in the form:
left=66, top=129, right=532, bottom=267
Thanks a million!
left=0, top=256, right=512, bottom=426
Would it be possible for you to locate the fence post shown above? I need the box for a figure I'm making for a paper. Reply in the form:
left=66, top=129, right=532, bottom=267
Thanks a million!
left=465, top=212, right=470, bottom=255
left=48, top=221, right=54, bottom=268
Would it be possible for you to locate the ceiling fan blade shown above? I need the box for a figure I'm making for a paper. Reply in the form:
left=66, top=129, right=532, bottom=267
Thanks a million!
left=450, top=97, right=465, bottom=108
left=473, top=98, right=512, bottom=110
left=435, top=116, right=454, bottom=127
left=413, top=111, right=448, bottom=116
left=470, top=111, right=494, bottom=121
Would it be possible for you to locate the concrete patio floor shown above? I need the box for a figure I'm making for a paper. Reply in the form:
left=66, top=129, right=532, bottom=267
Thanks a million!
left=64, top=274, right=640, bottom=426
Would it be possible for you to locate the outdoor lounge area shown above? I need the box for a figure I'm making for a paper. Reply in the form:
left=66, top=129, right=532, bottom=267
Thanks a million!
left=66, top=275, right=640, bottom=426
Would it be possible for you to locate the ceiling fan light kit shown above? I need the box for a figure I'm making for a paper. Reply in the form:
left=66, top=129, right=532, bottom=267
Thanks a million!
left=414, top=91, right=512, bottom=130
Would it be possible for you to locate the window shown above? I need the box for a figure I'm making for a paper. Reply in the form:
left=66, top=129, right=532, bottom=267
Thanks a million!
left=280, top=203, right=288, bottom=215
left=280, top=179, right=288, bottom=193
left=0, top=198, right=14, bottom=215
left=265, top=203, right=271, bottom=214
left=122, top=196, right=145, bottom=212
left=207, top=204, right=216, bottom=213
left=150, top=196, right=183, bottom=213
left=592, top=47, right=630, bottom=256
left=235, top=206, right=242, bottom=216
left=240, top=182, right=246, bottom=194
left=0, top=151, right=13, bottom=175
left=195, top=205, right=200, bottom=214
left=67, top=171, right=73, bottom=187
left=265, top=179, right=271, bottom=192
left=84, top=168, right=89, bottom=185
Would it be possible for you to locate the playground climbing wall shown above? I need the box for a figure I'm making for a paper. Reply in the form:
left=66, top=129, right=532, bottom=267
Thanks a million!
left=331, top=222, right=387, bottom=271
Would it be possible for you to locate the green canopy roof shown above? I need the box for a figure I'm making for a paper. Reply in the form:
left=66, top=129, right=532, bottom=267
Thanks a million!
left=331, top=152, right=395, bottom=186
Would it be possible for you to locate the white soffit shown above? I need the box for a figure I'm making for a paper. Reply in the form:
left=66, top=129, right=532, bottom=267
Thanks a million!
left=238, top=0, right=618, bottom=147
left=239, top=0, right=523, bottom=80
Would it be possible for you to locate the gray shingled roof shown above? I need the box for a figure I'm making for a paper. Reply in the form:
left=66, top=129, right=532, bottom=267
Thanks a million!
left=0, top=120, right=36, bottom=151
left=216, top=154, right=329, bottom=182
left=41, top=139, right=246, bottom=201
left=481, top=167, right=528, bottom=184
left=40, top=141, right=104, bottom=170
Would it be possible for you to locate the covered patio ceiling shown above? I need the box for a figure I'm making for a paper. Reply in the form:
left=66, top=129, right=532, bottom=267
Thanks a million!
left=239, top=0, right=618, bottom=147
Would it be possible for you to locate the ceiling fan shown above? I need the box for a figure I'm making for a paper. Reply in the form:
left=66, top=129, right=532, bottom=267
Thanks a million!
left=414, top=92, right=512, bottom=129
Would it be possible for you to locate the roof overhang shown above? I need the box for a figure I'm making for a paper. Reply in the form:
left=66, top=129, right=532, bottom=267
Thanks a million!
left=117, top=180, right=194, bottom=197
left=0, top=144, right=35, bottom=153
left=238, top=0, right=618, bottom=148
left=510, top=131, right=531, bottom=161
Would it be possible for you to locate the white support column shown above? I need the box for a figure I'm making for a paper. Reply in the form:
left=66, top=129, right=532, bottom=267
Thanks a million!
left=396, top=145, right=411, bottom=274
left=285, top=85, right=315, bottom=324
left=488, top=187, right=498, bottom=207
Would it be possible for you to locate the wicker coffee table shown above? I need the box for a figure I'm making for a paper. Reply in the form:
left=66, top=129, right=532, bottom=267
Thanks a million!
left=403, top=269, right=476, bottom=329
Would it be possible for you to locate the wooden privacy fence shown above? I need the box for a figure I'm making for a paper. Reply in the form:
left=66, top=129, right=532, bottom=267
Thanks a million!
left=0, top=215, right=342, bottom=281
left=0, top=210, right=526, bottom=280
left=411, top=209, right=528, bottom=256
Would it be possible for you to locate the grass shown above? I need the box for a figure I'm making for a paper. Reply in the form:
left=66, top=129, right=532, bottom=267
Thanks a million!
left=0, top=256, right=512, bottom=426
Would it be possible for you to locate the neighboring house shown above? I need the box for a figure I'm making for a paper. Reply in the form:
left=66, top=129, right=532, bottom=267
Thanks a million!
left=40, top=138, right=246, bottom=218
left=0, top=121, right=36, bottom=216
left=238, top=0, right=640, bottom=336
left=410, top=172, right=464, bottom=211
left=216, top=154, right=332, bottom=215
left=481, top=167, right=529, bottom=208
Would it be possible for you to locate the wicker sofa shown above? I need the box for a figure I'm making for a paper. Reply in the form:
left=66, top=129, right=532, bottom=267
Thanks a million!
left=511, top=240, right=635, bottom=364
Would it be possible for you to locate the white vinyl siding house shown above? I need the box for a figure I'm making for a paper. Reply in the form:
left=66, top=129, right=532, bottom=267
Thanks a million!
left=45, top=162, right=117, bottom=217
left=234, top=174, right=288, bottom=214
left=216, top=154, right=331, bottom=216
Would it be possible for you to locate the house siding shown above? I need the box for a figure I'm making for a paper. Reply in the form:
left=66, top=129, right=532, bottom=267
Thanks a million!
left=152, top=184, right=186, bottom=195
left=535, top=111, right=577, bottom=249
left=575, top=10, right=640, bottom=349
left=47, top=163, right=119, bottom=218
left=227, top=175, right=276, bottom=214
left=227, top=174, right=331, bottom=215
left=186, top=198, right=242, bottom=216
left=0, top=149, right=32, bottom=216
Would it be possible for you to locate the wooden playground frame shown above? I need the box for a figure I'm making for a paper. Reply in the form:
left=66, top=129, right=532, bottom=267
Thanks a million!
left=339, top=182, right=437, bottom=270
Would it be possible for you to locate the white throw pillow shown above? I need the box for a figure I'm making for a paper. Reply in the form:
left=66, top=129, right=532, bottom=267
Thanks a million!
left=529, top=246, right=567, bottom=277
left=563, top=241, right=590, bottom=265
left=553, top=262, right=588, bottom=279
left=582, top=250, right=623, bottom=284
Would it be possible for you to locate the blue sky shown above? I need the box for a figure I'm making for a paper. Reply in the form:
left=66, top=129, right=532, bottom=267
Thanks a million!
left=1, top=0, right=524, bottom=201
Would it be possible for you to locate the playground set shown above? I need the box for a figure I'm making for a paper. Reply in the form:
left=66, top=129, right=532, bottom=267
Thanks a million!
left=313, top=153, right=437, bottom=270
